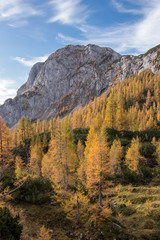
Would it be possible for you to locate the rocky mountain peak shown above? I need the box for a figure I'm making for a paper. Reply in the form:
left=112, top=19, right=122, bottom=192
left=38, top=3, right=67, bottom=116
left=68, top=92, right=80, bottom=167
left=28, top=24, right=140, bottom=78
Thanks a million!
left=0, top=44, right=160, bottom=127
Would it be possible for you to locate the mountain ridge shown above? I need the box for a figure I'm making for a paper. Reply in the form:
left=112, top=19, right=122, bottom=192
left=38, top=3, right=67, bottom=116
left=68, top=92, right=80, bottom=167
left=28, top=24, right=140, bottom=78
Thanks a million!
left=0, top=44, right=160, bottom=127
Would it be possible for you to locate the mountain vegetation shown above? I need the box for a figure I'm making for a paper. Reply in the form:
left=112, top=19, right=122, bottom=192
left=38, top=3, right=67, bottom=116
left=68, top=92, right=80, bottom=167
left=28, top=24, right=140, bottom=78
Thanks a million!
left=0, top=69, right=160, bottom=239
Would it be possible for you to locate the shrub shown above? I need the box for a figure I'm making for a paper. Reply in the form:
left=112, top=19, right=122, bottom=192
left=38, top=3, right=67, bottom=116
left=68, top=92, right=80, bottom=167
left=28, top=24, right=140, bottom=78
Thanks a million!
left=0, top=207, right=23, bottom=240
left=140, top=142, right=156, bottom=158
left=0, top=170, right=16, bottom=191
left=13, top=177, right=52, bottom=204
left=139, top=163, right=153, bottom=179
left=118, top=204, right=136, bottom=216
left=121, top=165, right=141, bottom=184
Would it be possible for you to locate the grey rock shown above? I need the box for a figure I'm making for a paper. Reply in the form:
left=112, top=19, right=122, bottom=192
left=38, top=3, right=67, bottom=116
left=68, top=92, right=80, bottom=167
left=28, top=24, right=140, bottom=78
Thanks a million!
left=0, top=44, right=160, bottom=127
left=17, top=62, right=44, bottom=96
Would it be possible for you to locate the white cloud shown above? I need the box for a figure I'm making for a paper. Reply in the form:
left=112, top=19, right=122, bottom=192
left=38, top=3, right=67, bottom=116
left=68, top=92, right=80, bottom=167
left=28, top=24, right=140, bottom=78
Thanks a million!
left=13, top=55, right=49, bottom=67
left=48, top=0, right=89, bottom=25
left=0, top=0, right=42, bottom=25
left=0, top=79, right=17, bottom=104
left=111, top=0, right=142, bottom=14
left=57, top=1, right=160, bottom=54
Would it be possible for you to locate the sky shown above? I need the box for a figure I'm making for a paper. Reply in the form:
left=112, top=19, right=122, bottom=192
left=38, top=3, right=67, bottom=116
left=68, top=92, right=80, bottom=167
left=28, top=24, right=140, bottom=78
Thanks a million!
left=0, top=0, right=160, bottom=104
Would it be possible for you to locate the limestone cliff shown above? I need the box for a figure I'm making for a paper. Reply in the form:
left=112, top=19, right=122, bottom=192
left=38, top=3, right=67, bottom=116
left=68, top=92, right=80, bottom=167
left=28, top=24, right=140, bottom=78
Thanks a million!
left=0, top=44, right=160, bottom=127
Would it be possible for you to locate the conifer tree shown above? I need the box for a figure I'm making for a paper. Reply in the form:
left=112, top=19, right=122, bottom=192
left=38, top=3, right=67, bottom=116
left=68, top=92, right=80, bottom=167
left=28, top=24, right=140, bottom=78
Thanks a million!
left=115, top=91, right=126, bottom=130
left=125, top=137, right=141, bottom=173
left=17, top=116, right=26, bottom=144
left=37, top=225, right=51, bottom=240
left=17, top=117, right=33, bottom=144
left=62, top=192, right=89, bottom=226
left=109, top=139, right=123, bottom=175
left=85, top=128, right=110, bottom=206
left=77, top=140, right=86, bottom=185
left=146, top=90, right=152, bottom=109
left=104, top=93, right=116, bottom=129
left=42, top=117, right=77, bottom=191
left=15, top=156, right=25, bottom=179
left=30, top=136, right=43, bottom=176
left=0, top=117, right=12, bottom=176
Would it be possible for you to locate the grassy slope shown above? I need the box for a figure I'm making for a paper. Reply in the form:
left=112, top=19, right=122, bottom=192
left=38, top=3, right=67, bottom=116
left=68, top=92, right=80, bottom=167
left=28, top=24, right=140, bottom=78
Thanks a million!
left=106, top=182, right=160, bottom=240
left=1, top=175, right=160, bottom=240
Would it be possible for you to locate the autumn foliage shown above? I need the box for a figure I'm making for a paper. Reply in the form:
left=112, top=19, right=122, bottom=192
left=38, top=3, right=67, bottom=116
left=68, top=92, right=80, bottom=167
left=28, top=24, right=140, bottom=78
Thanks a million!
left=1, top=69, right=160, bottom=238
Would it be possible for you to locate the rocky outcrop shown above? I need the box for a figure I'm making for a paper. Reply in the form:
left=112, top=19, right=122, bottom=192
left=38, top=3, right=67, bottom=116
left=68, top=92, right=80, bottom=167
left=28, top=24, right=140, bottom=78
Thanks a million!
left=0, top=44, right=160, bottom=127
left=17, top=62, right=44, bottom=96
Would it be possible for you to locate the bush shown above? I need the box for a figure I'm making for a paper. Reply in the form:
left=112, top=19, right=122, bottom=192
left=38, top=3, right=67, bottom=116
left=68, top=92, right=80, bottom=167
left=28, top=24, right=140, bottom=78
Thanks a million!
left=0, top=170, right=16, bottom=191
left=121, top=165, right=141, bottom=184
left=140, top=143, right=156, bottom=158
left=13, top=177, right=52, bottom=204
left=118, top=204, right=136, bottom=216
left=139, top=163, right=153, bottom=179
left=0, top=207, right=23, bottom=240
left=105, top=128, right=160, bottom=143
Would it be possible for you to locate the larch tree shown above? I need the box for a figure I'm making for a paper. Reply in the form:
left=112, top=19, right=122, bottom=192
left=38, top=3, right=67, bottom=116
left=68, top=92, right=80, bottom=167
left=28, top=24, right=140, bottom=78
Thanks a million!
left=15, top=156, right=26, bottom=179
left=125, top=137, right=141, bottom=173
left=0, top=117, right=13, bottom=177
left=62, top=192, right=89, bottom=226
left=146, top=90, right=152, bottom=109
left=42, top=117, right=77, bottom=191
left=115, top=91, right=126, bottom=130
left=17, top=116, right=26, bottom=144
left=77, top=140, right=86, bottom=185
left=109, top=139, right=123, bottom=175
left=29, top=136, right=43, bottom=176
left=104, top=93, right=116, bottom=129
left=85, top=128, right=110, bottom=206
left=60, top=117, right=78, bottom=190
left=37, top=225, right=51, bottom=240
left=17, top=117, right=33, bottom=144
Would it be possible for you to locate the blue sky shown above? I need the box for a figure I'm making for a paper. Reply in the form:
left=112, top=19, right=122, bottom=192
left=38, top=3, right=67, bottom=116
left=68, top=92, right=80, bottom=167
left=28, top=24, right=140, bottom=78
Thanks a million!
left=0, top=0, right=160, bottom=104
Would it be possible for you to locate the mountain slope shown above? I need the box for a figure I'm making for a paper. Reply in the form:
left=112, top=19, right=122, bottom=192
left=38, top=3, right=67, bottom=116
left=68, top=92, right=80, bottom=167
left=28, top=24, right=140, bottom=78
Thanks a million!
left=0, top=44, right=160, bottom=127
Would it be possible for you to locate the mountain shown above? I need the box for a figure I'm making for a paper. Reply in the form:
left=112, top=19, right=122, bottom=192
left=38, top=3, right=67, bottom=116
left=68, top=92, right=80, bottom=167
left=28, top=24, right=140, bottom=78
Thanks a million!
left=0, top=44, right=160, bottom=127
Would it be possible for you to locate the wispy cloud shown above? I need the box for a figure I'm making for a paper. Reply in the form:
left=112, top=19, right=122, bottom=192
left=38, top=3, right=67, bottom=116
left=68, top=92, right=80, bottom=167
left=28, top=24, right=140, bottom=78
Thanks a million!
left=48, top=0, right=89, bottom=25
left=0, top=79, right=17, bottom=104
left=111, top=0, right=142, bottom=14
left=57, top=0, right=160, bottom=54
left=12, top=55, right=48, bottom=67
left=0, top=0, right=42, bottom=26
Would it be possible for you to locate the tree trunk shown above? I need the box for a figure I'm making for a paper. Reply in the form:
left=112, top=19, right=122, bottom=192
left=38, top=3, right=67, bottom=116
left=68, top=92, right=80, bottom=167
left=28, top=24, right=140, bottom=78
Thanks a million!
left=77, top=196, right=81, bottom=227
left=138, top=165, right=144, bottom=178
left=99, top=180, right=103, bottom=206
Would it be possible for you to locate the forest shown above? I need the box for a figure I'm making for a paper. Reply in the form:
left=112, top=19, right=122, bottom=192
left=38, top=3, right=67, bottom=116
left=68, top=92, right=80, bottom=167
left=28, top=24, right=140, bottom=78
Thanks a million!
left=0, top=69, right=160, bottom=240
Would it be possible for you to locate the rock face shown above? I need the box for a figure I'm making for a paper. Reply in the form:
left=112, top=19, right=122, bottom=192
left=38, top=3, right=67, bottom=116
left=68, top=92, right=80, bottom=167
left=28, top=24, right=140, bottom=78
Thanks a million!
left=0, top=44, right=160, bottom=127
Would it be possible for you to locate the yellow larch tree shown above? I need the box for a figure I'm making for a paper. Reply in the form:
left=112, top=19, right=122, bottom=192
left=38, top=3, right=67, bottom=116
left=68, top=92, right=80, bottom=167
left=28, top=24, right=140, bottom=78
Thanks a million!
left=15, top=155, right=27, bottom=179
left=85, top=128, right=110, bottom=206
left=109, top=139, right=123, bottom=175
left=37, top=225, right=51, bottom=240
left=77, top=140, right=86, bottom=185
left=42, top=117, right=78, bottom=191
left=115, top=91, right=126, bottom=130
left=0, top=116, right=13, bottom=176
left=125, top=137, right=141, bottom=173
left=104, top=93, right=116, bottom=129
